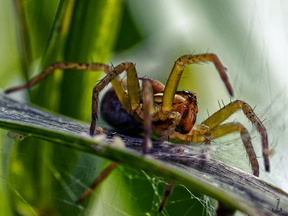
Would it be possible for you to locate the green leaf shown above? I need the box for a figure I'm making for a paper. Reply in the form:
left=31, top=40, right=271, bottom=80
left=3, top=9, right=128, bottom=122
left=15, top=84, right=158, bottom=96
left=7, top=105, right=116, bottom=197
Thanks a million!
left=4, top=1, right=125, bottom=215
left=0, top=94, right=287, bottom=215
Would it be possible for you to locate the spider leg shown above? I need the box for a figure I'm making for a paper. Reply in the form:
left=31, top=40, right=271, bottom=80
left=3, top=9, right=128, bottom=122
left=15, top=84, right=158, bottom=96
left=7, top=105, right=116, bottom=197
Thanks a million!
left=3, top=61, right=140, bottom=136
left=141, top=79, right=155, bottom=153
left=5, top=62, right=112, bottom=93
left=161, top=53, right=233, bottom=115
left=211, top=123, right=259, bottom=176
left=170, top=123, right=211, bottom=143
left=158, top=182, right=174, bottom=212
left=201, top=100, right=269, bottom=173
left=157, top=111, right=182, bottom=141
left=75, top=162, right=118, bottom=204
left=171, top=122, right=259, bottom=176
left=90, top=62, right=140, bottom=135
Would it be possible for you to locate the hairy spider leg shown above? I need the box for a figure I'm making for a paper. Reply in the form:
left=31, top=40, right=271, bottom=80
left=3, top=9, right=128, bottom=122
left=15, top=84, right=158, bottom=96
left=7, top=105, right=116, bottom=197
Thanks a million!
left=161, top=53, right=233, bottom=115
left=173, top=123, right=259, bottom=175
left=3, top=61, right=141, bottom=136
left=90, top=62, right=141, bottom=135
left=202, top=100, right=269, bottom=173
left=4, top=61, right=132, bottom=129
left=210, top=123, right=259, bottom=176
left=172, top=100, right=269, bottom=176
left=5, top=61, right=159, bottom=203
left=5, top=62, right=112, bottom=93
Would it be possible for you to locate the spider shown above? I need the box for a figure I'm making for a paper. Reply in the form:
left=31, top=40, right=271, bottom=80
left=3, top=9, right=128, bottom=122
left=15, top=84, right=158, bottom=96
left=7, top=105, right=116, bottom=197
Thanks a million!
left=5, top=53, right=270, bottom=212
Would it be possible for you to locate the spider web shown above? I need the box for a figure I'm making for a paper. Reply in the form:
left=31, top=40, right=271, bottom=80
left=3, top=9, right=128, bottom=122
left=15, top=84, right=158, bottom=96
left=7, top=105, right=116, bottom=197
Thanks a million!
left=52, top=128, right=271, bottom=216
left=47, top=148, right=217, bottom=216
left=3, top=84, right=286, bottom=216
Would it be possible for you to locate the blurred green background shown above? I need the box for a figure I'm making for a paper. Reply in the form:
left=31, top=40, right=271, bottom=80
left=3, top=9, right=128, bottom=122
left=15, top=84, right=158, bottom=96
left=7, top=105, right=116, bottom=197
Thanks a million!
left=1, top=0, right=287, bottom=215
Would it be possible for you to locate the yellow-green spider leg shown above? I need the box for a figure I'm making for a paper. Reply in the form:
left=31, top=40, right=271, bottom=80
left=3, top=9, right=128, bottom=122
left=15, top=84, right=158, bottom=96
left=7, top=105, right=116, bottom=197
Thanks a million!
left=202, top=100, right=269, bottom=173
left=4, top=61, right=141, bottom=136
left=90, top=62, right=140, bottom=135
left=210, top=122, right=259, bottom=176
left=161, top=53, right=233, bottom=114
left=5, top=62, right=113, bottom=94
left=171, top=122, right=259, bottom=176
left=170, top=100, right=269, bottom=176
left=4, top=62, right=128, bottom=111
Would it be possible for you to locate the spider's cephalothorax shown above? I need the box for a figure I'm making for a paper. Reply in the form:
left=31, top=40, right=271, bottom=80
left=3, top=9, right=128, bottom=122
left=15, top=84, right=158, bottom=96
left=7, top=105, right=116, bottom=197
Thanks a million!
left=153, top=90, right=198, bottom=136
left=5, top=53, right=271, bottom=211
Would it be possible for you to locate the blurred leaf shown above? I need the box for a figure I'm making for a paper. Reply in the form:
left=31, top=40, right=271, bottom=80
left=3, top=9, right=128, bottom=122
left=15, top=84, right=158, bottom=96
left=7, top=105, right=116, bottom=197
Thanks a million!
left=13, top=0, right=59, bottom=78
left=7, top=0, right=124, bottom=215
left=114, top=4, right=144, bottom=51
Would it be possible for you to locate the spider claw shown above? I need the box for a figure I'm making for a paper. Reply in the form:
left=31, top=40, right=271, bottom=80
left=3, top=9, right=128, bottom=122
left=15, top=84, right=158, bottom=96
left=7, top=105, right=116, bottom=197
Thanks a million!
left=264, top=157, right=270, bottom=172
left=89, top=122, right=96, bottom=136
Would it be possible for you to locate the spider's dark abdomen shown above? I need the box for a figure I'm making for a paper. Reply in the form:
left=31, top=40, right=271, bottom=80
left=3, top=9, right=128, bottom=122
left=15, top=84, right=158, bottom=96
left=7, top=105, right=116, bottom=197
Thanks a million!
left=100, top=87, right=143, bottom=135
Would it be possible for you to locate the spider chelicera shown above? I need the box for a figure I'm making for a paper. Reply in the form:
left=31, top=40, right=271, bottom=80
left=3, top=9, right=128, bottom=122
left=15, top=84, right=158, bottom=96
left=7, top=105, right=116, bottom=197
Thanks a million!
left=5, top=53, right=270, bottom=212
